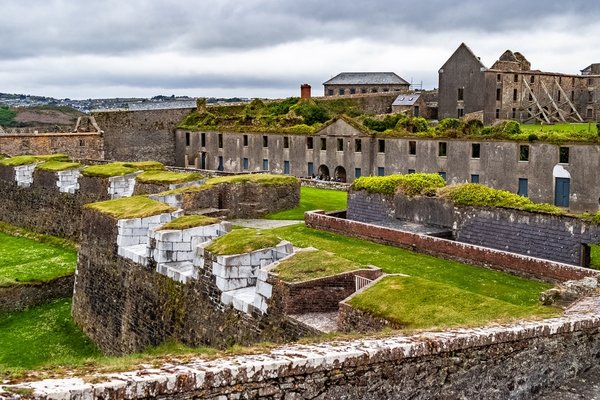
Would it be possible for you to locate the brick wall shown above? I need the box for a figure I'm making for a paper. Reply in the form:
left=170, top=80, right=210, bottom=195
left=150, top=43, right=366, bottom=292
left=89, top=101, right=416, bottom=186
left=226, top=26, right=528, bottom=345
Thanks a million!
left=306, top=211, right=597, bottom=282
left=274, top=268, right=383, bottom=315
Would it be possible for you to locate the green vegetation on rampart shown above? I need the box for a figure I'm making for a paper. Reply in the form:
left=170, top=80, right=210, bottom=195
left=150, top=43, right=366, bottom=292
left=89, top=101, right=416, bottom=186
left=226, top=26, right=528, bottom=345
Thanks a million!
left=0, top=231, right=76, bottom=287
left=178, top=97, right=365, bottom=134
left=160, top=215, right=219, bottom=230
left=273, top=250, right=364, bottom=282
left=136, top=170, right=203, bottom=184
left=0, top=154, right=69, bottom=167
left=270, top=225, right=559, bottom=330
left=161, top=174, right=298, bottom=195
left=85, top=196, right=175, bottom=219
left=438, top=183, right=564, bottom=214
left=81, top=161, right=165, bottom=178
left=205, top=228, right=281, bottom=255
left=265, top=187, right=347, bottom=220
left=36, top=160, right=81, bottom=171
left=351, top=173, right=446, bottom=196
left=0, top=106, right=16, bottom=126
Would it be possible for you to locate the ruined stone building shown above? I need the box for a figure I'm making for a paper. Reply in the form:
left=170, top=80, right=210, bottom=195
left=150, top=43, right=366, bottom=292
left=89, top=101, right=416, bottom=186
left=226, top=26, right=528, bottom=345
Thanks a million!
left=323, top=72, right=410, bottom=96
left=439, top=43, right=600, bottom=124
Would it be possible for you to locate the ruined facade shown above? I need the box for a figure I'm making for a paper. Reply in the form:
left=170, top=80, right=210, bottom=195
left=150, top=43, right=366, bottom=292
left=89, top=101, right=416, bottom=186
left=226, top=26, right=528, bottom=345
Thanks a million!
left=439, top=43, right=600, bottom=124
left=177, top=119, right=600, bottom=212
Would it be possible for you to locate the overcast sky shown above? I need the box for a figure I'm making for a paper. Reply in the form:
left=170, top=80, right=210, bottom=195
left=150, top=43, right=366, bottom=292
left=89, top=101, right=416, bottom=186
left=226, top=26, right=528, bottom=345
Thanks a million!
left=1, top=0, right=599, bottom=100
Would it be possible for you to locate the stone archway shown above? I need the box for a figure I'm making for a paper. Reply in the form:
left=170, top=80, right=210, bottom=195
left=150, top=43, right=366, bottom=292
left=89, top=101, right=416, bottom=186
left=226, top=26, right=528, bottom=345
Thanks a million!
left=334, top=166, right=347, bottom=183
left=317, top=164, right=330, bottom=180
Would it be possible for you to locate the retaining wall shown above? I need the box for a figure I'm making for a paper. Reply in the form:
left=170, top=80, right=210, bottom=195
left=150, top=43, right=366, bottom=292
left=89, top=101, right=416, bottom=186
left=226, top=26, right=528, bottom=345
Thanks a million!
left=349, top=189, right=600, bottom=266
left=0, top=275, right=74, bottom=313
left=305, top=211, right=598, bottom=282
left=0, top=132, right=103, bottom=160
left=10, top=297, right=600, bottom=400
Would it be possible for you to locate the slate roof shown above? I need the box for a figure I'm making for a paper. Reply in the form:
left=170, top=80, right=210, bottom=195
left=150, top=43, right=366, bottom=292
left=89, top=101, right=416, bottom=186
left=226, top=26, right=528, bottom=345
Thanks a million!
left=323, top=72, right=409, bottom=86
left=392, top=93, right=421, bottom=106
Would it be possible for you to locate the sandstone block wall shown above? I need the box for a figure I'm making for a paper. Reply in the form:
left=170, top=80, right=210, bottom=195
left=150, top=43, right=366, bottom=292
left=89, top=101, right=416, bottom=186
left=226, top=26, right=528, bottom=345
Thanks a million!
left=0, top=132, right=103, bottom=160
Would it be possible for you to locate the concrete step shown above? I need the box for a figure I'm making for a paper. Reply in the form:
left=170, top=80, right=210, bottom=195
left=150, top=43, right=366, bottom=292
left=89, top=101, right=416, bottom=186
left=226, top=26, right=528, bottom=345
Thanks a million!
left=288, top=312, right=339, bottom=333
left=221, top=286, right=257, bottom=314
left=118, top=244, right=148, bottom=266
left=157, top=261, right=195, bottom=284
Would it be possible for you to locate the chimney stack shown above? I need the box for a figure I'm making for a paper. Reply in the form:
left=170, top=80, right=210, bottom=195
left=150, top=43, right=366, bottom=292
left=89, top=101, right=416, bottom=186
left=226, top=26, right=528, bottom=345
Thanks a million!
left=300, top=84, right=311, bottom=99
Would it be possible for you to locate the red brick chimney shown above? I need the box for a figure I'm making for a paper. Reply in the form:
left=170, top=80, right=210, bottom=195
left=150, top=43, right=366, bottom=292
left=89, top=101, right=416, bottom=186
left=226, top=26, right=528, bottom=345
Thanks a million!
left=300, top=84, right=311, bottom=99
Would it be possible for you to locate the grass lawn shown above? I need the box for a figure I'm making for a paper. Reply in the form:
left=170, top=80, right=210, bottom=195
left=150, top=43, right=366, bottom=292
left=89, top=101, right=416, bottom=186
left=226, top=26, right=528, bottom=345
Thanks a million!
left=270, top=225, right=558, bottom=329
left=206, top=228, right=281, bottom=255
left=519, top=122, right=598, bottom=142
left=591, top=244, right=600, bottom=269
left=273, top=250, right=364, bottom=282
left=0, top=232, right=76, bottom=287
left=265, top=187, right=347, bottom=220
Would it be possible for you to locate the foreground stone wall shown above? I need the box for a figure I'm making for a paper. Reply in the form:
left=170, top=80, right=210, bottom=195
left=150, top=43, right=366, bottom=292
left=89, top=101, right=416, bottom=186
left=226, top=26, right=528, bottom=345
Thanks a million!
left=306, top=211, right=598, bottom=282
left=94, top=108, right=194, bottom=165
left=72, top=208, right=315, bottom=355
left=11, top=297, right=600, bottom=400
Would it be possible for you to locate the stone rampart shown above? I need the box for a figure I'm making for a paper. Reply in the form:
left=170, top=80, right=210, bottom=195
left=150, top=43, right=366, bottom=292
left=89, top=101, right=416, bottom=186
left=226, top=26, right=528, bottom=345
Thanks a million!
left=0, top=132, right=103, bottom=160
left=306, top=211, right=598, bottom=282
left=0, top=275, right=74, bottom=313
left=10, top=297, right=600, bottom=400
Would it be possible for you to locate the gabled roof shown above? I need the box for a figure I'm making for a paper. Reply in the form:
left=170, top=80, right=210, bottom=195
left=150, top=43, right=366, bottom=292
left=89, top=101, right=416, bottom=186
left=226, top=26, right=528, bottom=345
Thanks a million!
left=392, top=93, right=421, bottom=106
left=323, top=72, right=409, bottom=86
left=440, top=43, right=487, bottom=71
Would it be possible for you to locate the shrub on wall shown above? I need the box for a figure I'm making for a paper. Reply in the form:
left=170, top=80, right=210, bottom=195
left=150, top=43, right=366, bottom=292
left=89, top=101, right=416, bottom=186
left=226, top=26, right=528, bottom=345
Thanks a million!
left=351, top=173, right=446, bottom=196
left=438, top=183, right=563, bottom=215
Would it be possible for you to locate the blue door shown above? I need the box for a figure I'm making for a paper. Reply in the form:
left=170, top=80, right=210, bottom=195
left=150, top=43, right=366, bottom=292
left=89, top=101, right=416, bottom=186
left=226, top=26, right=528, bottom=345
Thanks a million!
left=518, top=178, right=528, bottom=197
left=283, top=161, right=290, bottom=175
left=554, top=178, right=570, bottom=207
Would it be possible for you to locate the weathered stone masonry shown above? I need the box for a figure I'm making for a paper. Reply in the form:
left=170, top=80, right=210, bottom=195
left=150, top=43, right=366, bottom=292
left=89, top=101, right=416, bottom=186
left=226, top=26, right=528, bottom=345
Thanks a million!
left=9, top=297, right=600, bottom=400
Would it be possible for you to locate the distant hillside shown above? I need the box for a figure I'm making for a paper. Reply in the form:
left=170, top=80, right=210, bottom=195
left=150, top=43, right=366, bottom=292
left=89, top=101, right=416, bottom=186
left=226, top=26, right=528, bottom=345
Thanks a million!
left=2, top=105, right=83, bottom=129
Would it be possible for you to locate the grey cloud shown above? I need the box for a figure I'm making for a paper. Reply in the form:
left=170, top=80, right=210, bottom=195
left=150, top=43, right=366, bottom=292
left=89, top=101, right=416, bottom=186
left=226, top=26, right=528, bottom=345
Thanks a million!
left=2, top=0, right=599, bottom=60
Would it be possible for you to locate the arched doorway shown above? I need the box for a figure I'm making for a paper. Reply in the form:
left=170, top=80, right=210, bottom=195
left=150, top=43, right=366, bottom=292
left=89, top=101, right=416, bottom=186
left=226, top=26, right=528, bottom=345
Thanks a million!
left=317, top=165, right=330, bottom=180
left=334, top=166, right=347, bottom=183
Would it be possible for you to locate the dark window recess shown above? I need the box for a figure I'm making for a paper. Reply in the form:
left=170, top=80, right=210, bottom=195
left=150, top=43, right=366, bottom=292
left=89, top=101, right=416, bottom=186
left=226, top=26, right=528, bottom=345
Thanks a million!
left=306, top=137, right=313, bottom=149
left=283, top=136, right=289, bottom=148
left=409, top=141, right=416, bottom=155
left=377, top=167, right=385, bottom=176
left=519, top=145, right=530, bottom=161
left=242, top=158, right=249, bottom=170
left=284, top=160, right=290, bottom=174
left=361, top=88, right=367, bottom=94
left=514, top=74, right=519, bottom=82
left=408, top=169, right=416, bottom=174
left=355, top=168, right=362, bottom=178
left=218, top=134, right=223, bottom=149
left=262, top=135, right=268, bottom=147
left=559, top=147, right=569, bottom=164
left=571, top=91, right=575, bottom=101
left=321, top=138, right=327, bottom=150
left=350, top=88, right=356, bottom=94
left=497, top=74, right=501, bottom=82
left=355, top=139, right=362, bottom=153
left=471, top=143, right=480, bottom=158
left=217, top=156, right=224, bottom=171
left=337, top=138, right=344, bottom=151
left=79, top=139, right=85, bottom=147
left=327, top=89, right=333, bottom=96
left=339, top=89, right=345, bottom=95
left=262, top=159, right=269, bottom=170
left=457, top=88, right=464, bottom=101
left=378, top=139, right=385, bottom=153
left=243, top=135, right=248, bottom=147
left=530, top=75, right=535, bottom=83
left=557, top=91, right=561, bottom=102
left=438, top=172, right=447, bottom=181
left=185, top=132, right=190, bottom=146
left=307, top=162, right=314, bottom=176
left=518, top=178, right=528, bottom=197
left=513, top=89, right=518, bottom=101
left=457, top=108, right=464, bottom=118
left=512, top=108, right=517, bottom=119
left=495, top=109, right=500, bottom=119
left=201, top=133, right=206, bottom=147
left=438, top=142, right=447, bottom=157
left=496, top=88, right=502, bottom=101
left=471, top=174, right=480, bottom=183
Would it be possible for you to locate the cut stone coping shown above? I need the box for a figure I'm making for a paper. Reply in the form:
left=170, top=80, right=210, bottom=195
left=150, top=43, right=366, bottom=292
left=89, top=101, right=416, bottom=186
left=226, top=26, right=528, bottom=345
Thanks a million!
left=6, top=296, right=600, bottom=399
left=229, top=219, right=303, bottom=229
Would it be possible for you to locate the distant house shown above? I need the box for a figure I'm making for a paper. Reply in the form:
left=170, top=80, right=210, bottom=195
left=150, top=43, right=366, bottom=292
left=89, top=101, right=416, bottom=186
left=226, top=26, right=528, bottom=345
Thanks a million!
left=323, top=72, right=410, bottom=96
left=392, top=93, right=426, bottom=117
